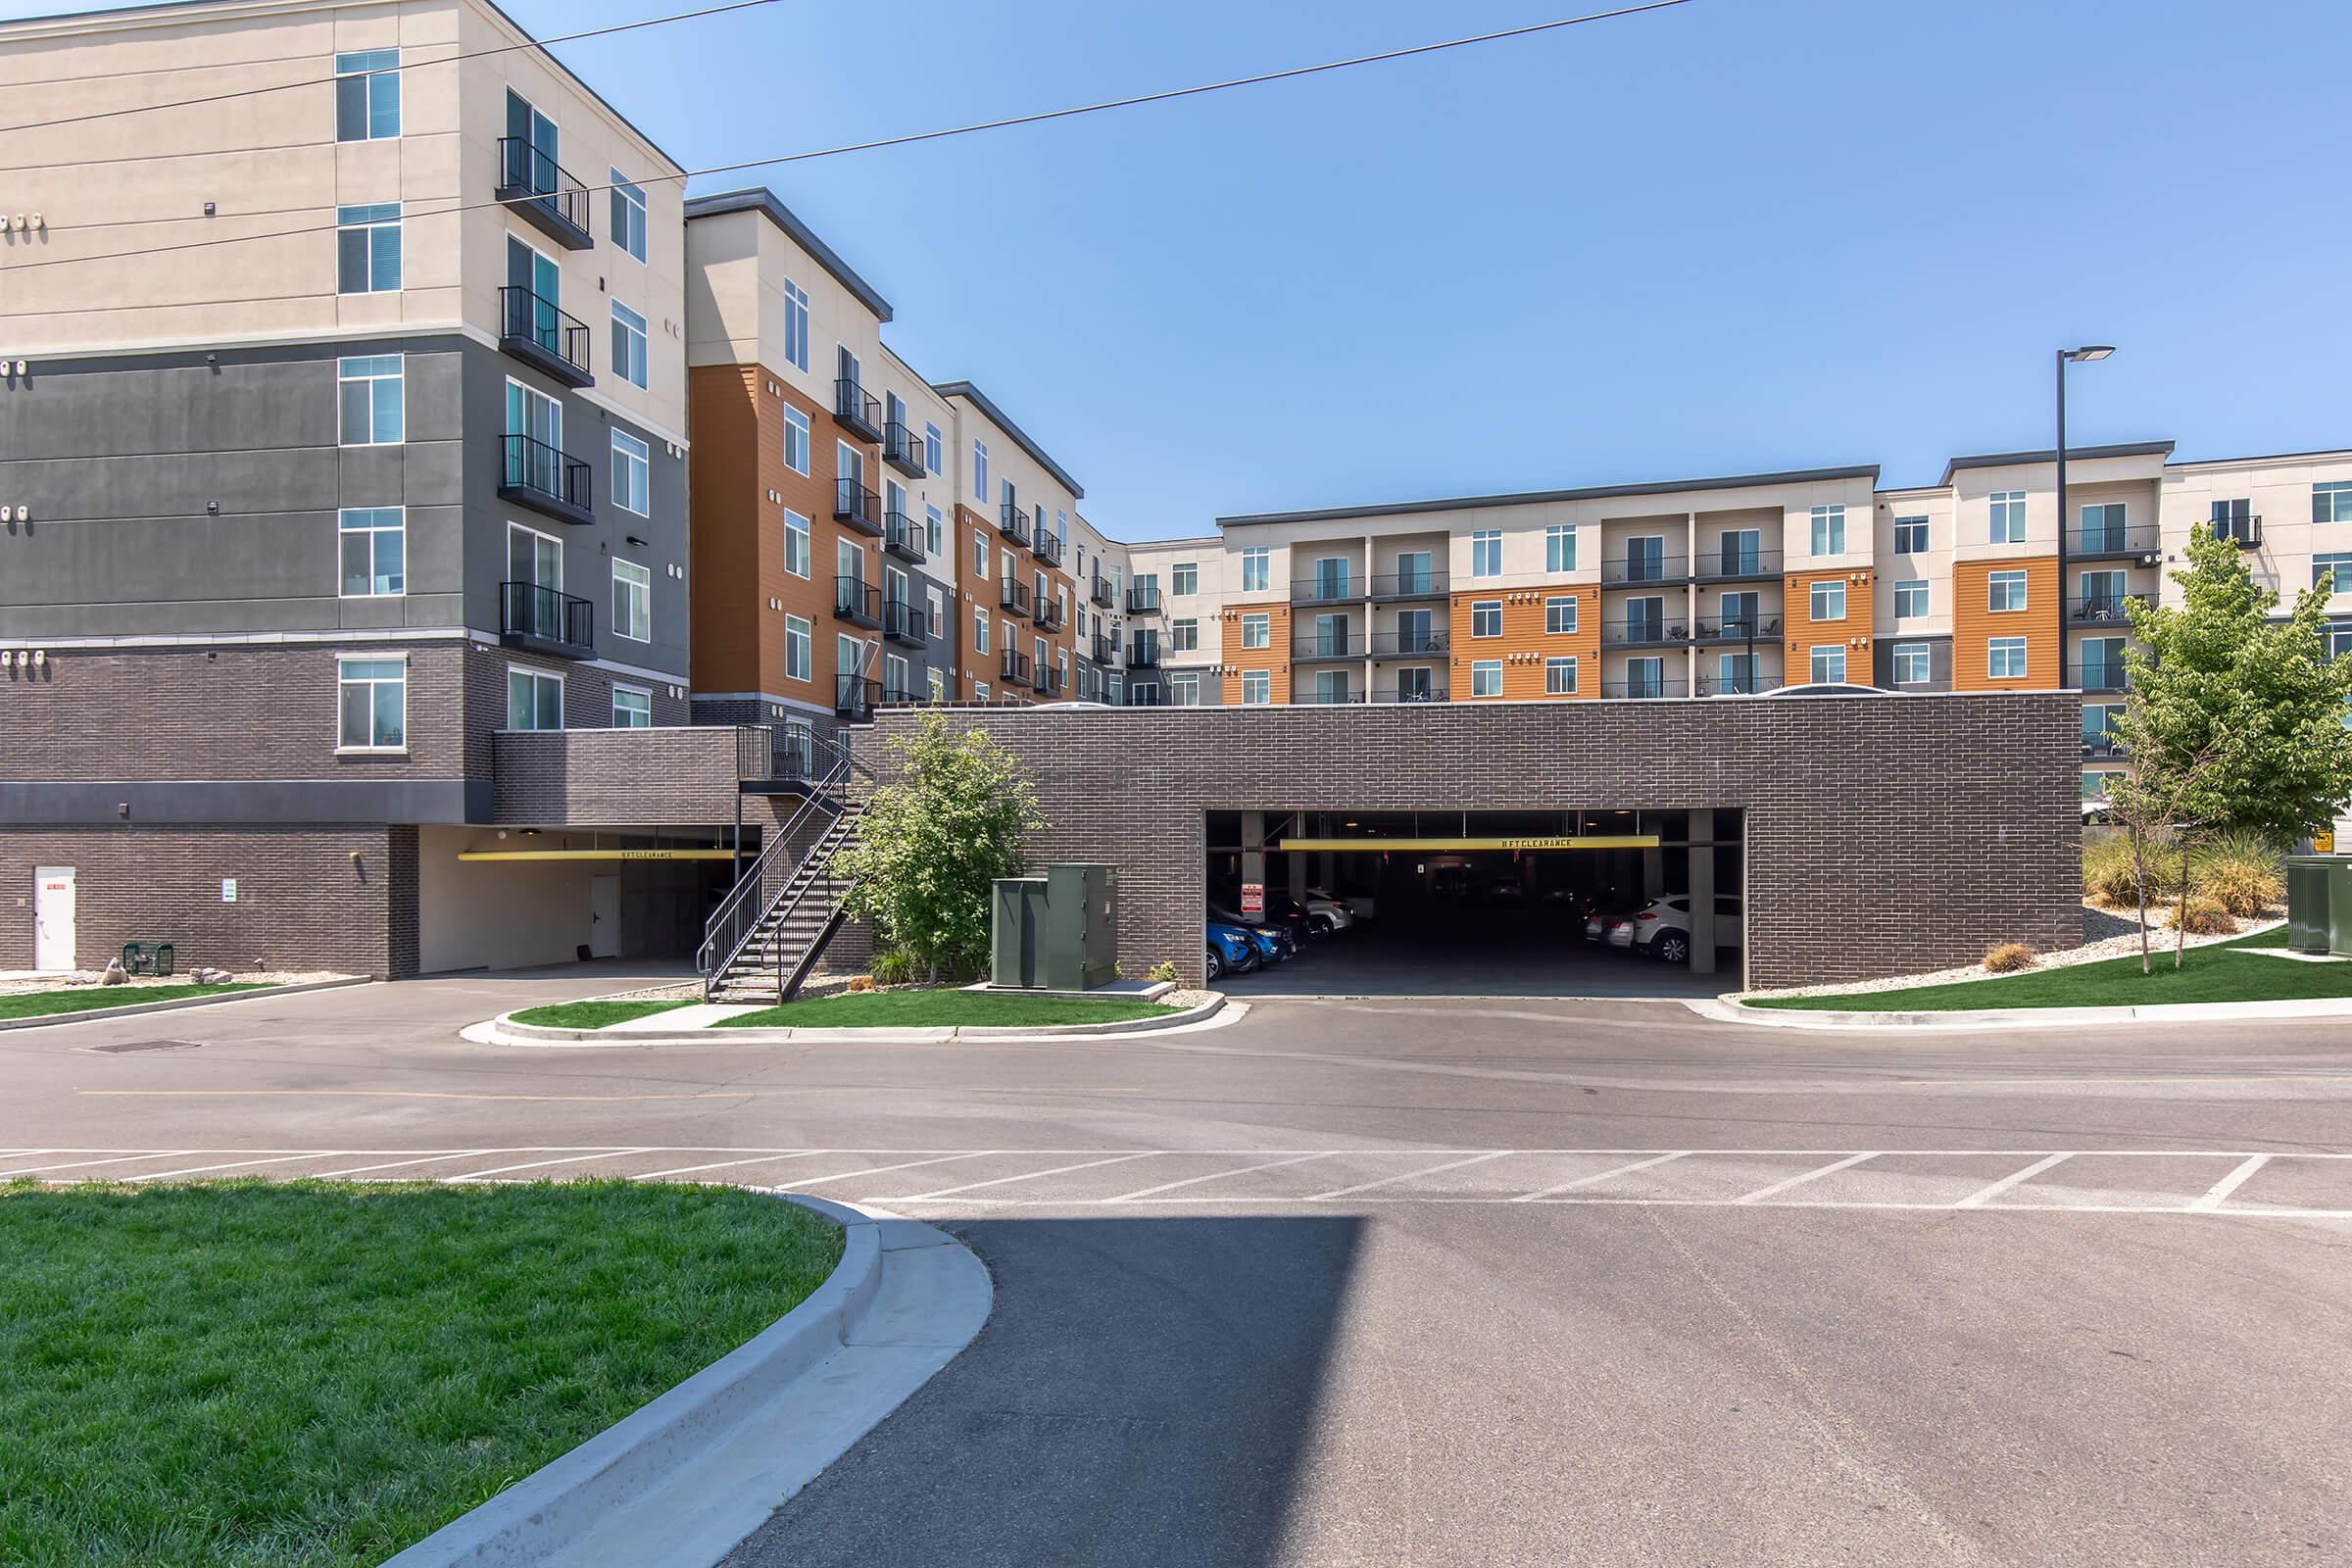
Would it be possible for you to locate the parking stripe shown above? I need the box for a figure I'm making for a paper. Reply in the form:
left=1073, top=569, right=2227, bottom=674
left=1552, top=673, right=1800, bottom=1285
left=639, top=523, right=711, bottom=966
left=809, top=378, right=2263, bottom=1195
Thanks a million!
left=1953, top=1152, right=2075, bottom=1208
left=310, top=1152, right=493, bottom=1178
left=1105, top=1152, right=1331, bottom=1202
left=895, top=1152, right=1160, bottom=1201
left=781, top=1152, right=1000, bottom=1188
left=2190, top=1153, right=2273, bottom=1212
left=125, top=1152, right=354, bottom=1182
left=442, top=1149, right=655, bottom=1183
left=0, top=1151, right=196, bottom=1176
left=636, top=1152, right=837, bottom=1181
left=1733, top=1152, right=1881, bottom=1204
left=1308, top=1151, right=1517, bottom=1201
left=1514, top=1152, right=1689, bottom=1200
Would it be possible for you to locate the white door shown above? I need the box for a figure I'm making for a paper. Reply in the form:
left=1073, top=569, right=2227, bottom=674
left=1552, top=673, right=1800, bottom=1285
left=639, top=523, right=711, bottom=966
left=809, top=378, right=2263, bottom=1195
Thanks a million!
left=588, top=875, right=619, bottom=959
left=33, top=867, right=75, bottom=972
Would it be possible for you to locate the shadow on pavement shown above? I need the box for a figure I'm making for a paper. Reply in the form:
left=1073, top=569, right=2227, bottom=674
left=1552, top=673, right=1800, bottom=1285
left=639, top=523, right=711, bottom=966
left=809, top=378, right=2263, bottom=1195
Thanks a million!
left=722, top=1214, right=1364, bottom=1568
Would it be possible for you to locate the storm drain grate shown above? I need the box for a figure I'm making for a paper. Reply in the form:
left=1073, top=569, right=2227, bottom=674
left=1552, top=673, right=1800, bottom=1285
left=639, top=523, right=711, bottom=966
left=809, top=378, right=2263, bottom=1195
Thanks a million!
left=87, top=1039, right=205, bottom=1054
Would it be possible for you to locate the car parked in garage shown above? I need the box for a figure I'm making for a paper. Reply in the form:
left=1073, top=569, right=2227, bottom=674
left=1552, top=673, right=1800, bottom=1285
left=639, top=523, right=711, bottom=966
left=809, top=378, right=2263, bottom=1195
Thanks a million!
left=1205, top=920, right=1260, bottom=982
left=1210, top=906, right=1295, bottom=966
left=1620, top=896, right=1744, bottom=964
left=1303, top=888, right=1359, bottom=931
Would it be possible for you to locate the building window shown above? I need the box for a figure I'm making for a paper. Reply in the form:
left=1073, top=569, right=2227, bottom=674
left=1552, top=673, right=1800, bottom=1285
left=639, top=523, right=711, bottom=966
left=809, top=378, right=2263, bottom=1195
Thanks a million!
left=784, top=614, right=811, bottom=680
left=1242, top=669, right=1271, bottom=705
left=336, top=204, right=401, bottom=293
left=1471, top=530, right=1501, bottom=578
left=1989, top=569, right=2029, bottom=612
left=926, top=667, right=946, bottom=703
left=783, top=279, right=809, bottom=371
left=1990, top=490, right=2028, bottom=545
left=611, top=560, right=652, bottom=642
left=1171, top=672, right=1200, bottom=706
left=1172, top=618, right=1200, bottom=652
left=1471, top=600, right=1503, bottom=637
left=1241, top=547, right=1270, bottom=592
left=1241, top=612, right=1270, bottom=650
left=1809, top=645, right=1846, bottom=684
left=1809, top=580, right=1846, bottom=620
left=337, top=355, right=403, bottom=445
left=974, top=607, right=990, bottom=656
left=1172, top=562, right=1199, bottom=596
left=612, top=685, right=653, bottom=727
left=920, top=503, right=942, bottom=558
left=612, top=429, right=650, bottom=515
left=2315, top=481, right=2352, bottom=524
left=508, top=665, right=564, bottom=730
left=2314, top=553, right=2352, bottom=591
left=611, top=302, right=649, bottom=388
left=777, top=509, right=810, bottom=579
left=1544, top=656, right=1577, bottom=695
left=1544, top=525, right=1576, bottom=573
left=1891, top=642, right=1931, bottom=685
left=1544, top=595, right=1578, bottom=634
left=1988, top=636, right=2028, bottom=679
left=334, top=49, right=400, bottom=141
left=974, top=681, right=990, bottom=703
left=1471, top=660, right=1503, bottom=697
left=972, top=532, right=989, bottom=579
left=1893, top=515, right=1928, bottom=554
left=337, top=656, right=406, bottom=749
left=337, top=507, right=404, bottom=597
left=1809, top=505, right=1845, bottom=556
left=609, top=171, right=648, bottom=261
left=2079, top=501, right=2128, bottom=549
left=772, top=406, right=808, bottom=477
left=1893, top=579, right=1928, bottom=617
left=923, top=422, right=942, bottom=475
left=973, top=440, right=989, bottom=503
left=926, top=585, right=946, bottom=638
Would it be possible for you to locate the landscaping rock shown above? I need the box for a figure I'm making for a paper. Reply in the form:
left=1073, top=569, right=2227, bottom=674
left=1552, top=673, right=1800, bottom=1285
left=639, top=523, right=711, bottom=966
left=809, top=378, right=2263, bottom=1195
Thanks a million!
left=100, top=960, right=128, bottom=986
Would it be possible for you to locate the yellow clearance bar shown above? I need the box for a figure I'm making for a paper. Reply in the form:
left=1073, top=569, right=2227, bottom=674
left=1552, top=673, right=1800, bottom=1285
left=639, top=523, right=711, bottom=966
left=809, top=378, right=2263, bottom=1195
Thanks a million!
left=1277, top=835, right=1659, bottom=853
left=456, top=849, right=740, bottom=861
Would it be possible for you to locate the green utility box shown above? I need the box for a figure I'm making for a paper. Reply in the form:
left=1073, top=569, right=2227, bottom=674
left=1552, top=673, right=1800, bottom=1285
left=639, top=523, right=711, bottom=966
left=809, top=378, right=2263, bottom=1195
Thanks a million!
left=2284, top=856, right=2352, bottom=956
left=120, top=943, right=174, bottom=977
left=991, top=863, right=1119, bottom=991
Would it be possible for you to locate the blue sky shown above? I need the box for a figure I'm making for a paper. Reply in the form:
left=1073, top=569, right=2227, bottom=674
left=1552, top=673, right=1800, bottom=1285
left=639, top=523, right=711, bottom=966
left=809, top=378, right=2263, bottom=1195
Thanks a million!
left=12, top=0, right=2350, bottom=537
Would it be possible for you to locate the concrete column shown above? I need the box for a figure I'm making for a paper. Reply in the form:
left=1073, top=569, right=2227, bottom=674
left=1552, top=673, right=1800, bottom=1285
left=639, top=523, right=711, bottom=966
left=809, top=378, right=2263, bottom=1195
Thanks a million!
left=1288, top=836, right=1308, bottom=904
left=1689, top=808, right=1716, bottom=976
left=1242, top=809, right=1266, bottom=923
left=1642, top=845, right=1665, bottom=899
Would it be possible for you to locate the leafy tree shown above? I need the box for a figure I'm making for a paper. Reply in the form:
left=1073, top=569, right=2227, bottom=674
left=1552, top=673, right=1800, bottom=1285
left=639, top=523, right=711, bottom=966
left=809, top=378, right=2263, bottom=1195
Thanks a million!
left=830, top=714, right=1041, bottom=981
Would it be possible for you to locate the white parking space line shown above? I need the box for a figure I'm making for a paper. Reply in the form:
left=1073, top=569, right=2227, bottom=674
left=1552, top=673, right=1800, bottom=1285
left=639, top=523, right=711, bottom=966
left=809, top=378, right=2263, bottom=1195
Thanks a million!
left=125, top=1152, right=356, bottom=1182
left=895, top=1152, right=1160, bottom=1201
left=2190, top=1153, right=2273, bottom=1212
left=636, top=1152, right=836, bottom=1181
left=1954, top=1152, right=2075, bottom=1208
left=781, top=1152, right=1000, bottom=1188
left=1105, top=1152, right=1331, bottom=1202
left=1514, top=1152, right=1690, bottom=1201
left=308, top=1152, right=498, bottom=1178
left=1308, top=1151, right=1517, bottom=1201
left=443, top=1149, right=654, bottom=1183
left=0, top=1151, right=196, bottom=1176
left=1733, top=1152, right=1881, bottom=1204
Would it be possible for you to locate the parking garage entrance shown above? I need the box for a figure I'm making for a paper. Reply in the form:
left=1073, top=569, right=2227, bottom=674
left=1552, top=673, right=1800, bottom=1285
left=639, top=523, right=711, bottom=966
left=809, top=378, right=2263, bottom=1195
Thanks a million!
left=1206, top=809, right=1744, bottom=998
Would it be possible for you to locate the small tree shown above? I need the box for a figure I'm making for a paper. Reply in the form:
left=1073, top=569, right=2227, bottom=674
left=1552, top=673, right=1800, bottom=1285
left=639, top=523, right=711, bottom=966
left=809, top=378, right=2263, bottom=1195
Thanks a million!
left=830, top=714, right=1042, bottom=982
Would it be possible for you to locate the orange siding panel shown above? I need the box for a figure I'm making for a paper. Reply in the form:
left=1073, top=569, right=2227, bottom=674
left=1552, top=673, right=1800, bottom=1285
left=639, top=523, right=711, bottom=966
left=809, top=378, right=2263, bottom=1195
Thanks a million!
left=1784, top=567, right=1875, bottom=682
left=1952, top=557, right=2059, bottom=690
left=1449, top=589, right=1599, bottom=700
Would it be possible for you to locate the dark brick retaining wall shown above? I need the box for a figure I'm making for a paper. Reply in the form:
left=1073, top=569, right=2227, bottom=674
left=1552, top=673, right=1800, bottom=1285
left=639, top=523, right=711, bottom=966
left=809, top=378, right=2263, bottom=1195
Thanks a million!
left=863, top=694, right=2082, bottom=989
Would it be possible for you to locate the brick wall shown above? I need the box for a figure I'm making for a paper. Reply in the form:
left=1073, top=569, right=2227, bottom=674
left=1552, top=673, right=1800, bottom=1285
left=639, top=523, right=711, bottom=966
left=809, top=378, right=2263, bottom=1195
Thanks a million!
left=864, top=693, right=2082, bottom=989
left=492, top=727, right=760, bottom=825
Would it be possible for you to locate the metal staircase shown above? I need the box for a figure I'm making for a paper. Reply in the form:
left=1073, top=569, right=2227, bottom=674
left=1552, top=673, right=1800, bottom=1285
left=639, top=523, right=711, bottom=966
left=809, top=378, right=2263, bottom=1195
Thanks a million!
left=699, top=739, right=869, bottom=1003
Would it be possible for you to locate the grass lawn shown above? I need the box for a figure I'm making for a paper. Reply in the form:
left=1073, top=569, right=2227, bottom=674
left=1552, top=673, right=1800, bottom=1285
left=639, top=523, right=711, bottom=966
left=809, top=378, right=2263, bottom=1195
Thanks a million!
left=0, top=1181, right=841, bottom=1568
left=717, top=988, right=1180, bottom=1029
left=0, top=982, right=269, bottom=1021
left=1748, top=925, right=2339, bottom=1012
left=507, top=998, right=695, bottom=1030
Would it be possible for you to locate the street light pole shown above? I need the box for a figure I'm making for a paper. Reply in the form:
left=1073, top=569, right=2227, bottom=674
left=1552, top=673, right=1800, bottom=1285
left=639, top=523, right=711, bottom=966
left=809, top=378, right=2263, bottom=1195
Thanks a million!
left=2054, top=345, right=2114, bottom=693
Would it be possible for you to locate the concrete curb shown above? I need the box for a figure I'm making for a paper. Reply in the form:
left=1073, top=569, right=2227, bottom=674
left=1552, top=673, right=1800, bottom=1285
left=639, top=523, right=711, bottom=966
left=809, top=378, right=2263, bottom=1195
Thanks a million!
left=0, top=975, right=370, bottom=1032
left=380, top=1191, right=989, bottom=1568
left=484, top=989, right=1228, bottom=1047
left=1685, top=993, right=2352, bottom=1032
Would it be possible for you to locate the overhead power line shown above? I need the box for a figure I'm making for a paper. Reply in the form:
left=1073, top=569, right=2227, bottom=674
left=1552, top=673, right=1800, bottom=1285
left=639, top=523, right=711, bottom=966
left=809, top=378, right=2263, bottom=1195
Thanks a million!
left=0, top=0, right=1691, bottom=276
left=0, top=0, right=786, bottom=137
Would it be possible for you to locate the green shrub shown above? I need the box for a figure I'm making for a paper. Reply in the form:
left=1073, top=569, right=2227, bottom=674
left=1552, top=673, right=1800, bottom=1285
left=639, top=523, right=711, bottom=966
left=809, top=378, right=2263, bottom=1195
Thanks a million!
left=2195, top=856, right=2282, bottom=918
left=1983, top=943, right=2038, bottom=973
left=2173, top=895, right=2235, bottom=935
left=2083, top=836, right=2172, bottom=906
left=869, top=949, right=916, bottom=987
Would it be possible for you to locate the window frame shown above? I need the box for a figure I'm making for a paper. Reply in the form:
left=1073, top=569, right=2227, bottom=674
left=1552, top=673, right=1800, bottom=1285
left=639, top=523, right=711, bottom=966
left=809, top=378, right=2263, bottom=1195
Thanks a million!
left=1892, top=578, right=1928, bottom=618
left=506, top=663, right=564, bottom=732
left=1988, top=568, right=2030, bottom=612
left=1172, top=562, right=1199, bottom=596
left=333, top=49, right=400, bottom=142
left=784, top=614, right=812, bottom=681
left=2315, top=481, right=2352, bottom=525
left=1809, top=580, right=1847, bottom=621
left=1808, top=504, right=1845, bottom=557
left=611, top=300, right=649, bottom=389
left=1988, top=636, right=2029, bottom=679
left=1544, top=524, right=1576, bottom=574
left=610, top=558, right=653, bottom=644
left=336, top=354, right=404, bottom=446
left=1892, top=515, right=1929, bottom=554
left=1544, top=595, right=1578, bottom=634
left=337, top=506, right=405, bottom=598
left=611, top=683, right=653, bottom=728
left=1808, top=644, right=1846, bottom=684
left=609, top=170, right=649, bottom=261
left=1891, top=641, right=1931, bottom=685
left=782, top=508, right=811, bottom=579
left=1471, top=659, right=1503, bottom=697
left=1241, top=668, right=1272, bottom=706
left=336, top=654, right=408, bottom=752
left=1471, top=600, right=1503, bottom=638
left=782, top=279, right=809, bottom=371
left=1241, top=612, right=1271, bottom=650
left=611, top=428, right=651, bottom=516
left=1989, top=490, right=2028, bottom=545
left=1544, top=655, right=1577, bottom=695
left=1240, top=548, right=1270, bottom=593
left=1470, top=530, right=1502, bottom=579
left=335, top=203, right=402, bottom=293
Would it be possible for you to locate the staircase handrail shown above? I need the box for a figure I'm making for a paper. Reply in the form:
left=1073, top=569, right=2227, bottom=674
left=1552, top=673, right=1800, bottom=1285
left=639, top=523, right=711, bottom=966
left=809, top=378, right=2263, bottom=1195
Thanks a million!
left=698, top=737, right=859, bottom=992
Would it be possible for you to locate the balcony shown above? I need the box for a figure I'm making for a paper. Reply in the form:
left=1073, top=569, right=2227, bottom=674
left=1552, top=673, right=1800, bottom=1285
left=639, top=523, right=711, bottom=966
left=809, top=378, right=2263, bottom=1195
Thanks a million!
left=1692, top=615, right=1782, bottom=644
left=1371, top=685, right=1447, bottom=704
left=833, top=379, right=883, bottom=443
left=1370, top=630, right=1447, bottom=657
left=1600, top=617, right=1690, bottom=648
left=1128, top=637, right=1161, bottom=668
left=2209, top=514, right=2264, bottom=550
left=1089, top=633, right=1117, bottom=663
left=497, top=286, right=592, bottom=388
left=1038, top=666, right=1066, bottom=698
left=1127, top=585, right=1162, bottom=615
left=1370, top=570, right=1448, bottom=602
left=498, top=580, right=594, bottom=660
left=1291, top=576, right=1365, bottom=608
left=1600, top=555, right=1690, bottom=587
left=1695, top=672, right=1784, bottom=697
left=1602, top=675, right=1691, bottom=699
left=1123, top=684, right=1171, bottom=708
left=1294, top=689, right=1365, bottom=706
left=496, top=136, right=593, bottom=250
left=999, top=579, right=1033, bottom=619
left=1090, top=575, right=1116, bottom=609
left=881, top=419, right=926, bottom=478
left=998, top=502, right=1033, bottom=549
left=1036, top=598, right=1066, bottom=633
left=832, top=575, right=880, bottom=628
left=1293, top=632, right=1359, bottom=662
left=2067, top=593, right=2143, bottom=626
left=499, top=432, right=594, bottom=525
left=2082, top=733, right=2126, bottom=761
left=883, top=509, right=926, bottom=564
left=834, top=478, right=883, bottom=537
left=881, top=597, right=926, bottom=647
left=1034, top=530, right=1064, bottom=568
left=1692, top=548, right=1783, bottom=583
left=999, top=650, right=1032, bottom=689
left=2070, top=662, right=2132, bottom=694
left=2072, top=523, right=2162, bottom=562
left=835, top=675, right=879, bottom=720
left=880, top=681, right=925, bottom=706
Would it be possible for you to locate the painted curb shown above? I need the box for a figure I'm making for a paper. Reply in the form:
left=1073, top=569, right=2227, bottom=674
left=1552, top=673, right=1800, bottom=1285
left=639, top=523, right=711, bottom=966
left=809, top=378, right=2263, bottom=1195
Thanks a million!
left=1685, top=993, right=2352, bottom=1032
left=0, top=976, right=370, bottom=1032
left=379, top=1191, right=985, bottom=1568
left=486, top=990, right=1227, bottom=1047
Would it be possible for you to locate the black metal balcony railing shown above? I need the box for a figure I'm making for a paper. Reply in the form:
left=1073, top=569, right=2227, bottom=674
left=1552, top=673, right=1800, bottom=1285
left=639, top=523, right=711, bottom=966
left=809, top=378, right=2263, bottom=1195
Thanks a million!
left=496, top=136, right=592, bottom=249
left=832, top=575, right=880, bottom=627
left=1038, top=666, right=1066, bottom=697
left=834, top=479, right=883, bottom=536
left=1291, top=576, right=1364, bottom=606
left=1370, top=570, right=1448, bottom=600
left=881, top=419, right=926, bottom=477
left=496, top=285, right=592, bottom=387
left=1696, top=672, right=1784, bottom=697
left=880, top=683, right=925, bottom=706
left=1034, top=530, right=1064, bottom=567
left=2072, top=523, right=2162, bottom=560
left=1089, top=633, right=1117, bottom=664
left=1371, top=685, right=1447, bottom=704
left=499, top=432, right=593, bottom=524
left=883, top=509, right=925, bottom=564
left=1123, top=685, right=1171, bottom=708
left=498, top=580, right=593, bottom=658
left=2082, top=734, right=2126, bottom=761
left=1693, top=615, right=1782, bottom=643
left=999, top=650, right=1033, bottom=688
left=2069, top=662, right=2132, bottom=694
left=1127, top=586, right=1161, bottom=614
left=1128, top=638, right=1161, bottom=668
left=1600, top=618, right=1689, bottom=648
left=1038, top=599, right=1068, bottom=633
left=1692, top=548, right=1783, bottom=581
left=999, top=579, right=1032, bottom=618
left=833, top=379, right=882, bottom=442
left=1600, top=555, right=1690, bottom=586
left=2068, top=593, right=2143, bottom=624
left=1601, top=675, right=1691, bottom=699
left=1294, top=688, right=1366, bottom=706
left=1371, top=629, right=1447, bottom=657
left=1090, top=575, right=1116, bottom=609
left=998, top=502, right=1032, bottom=548
left=881, top=597, right=925, bottom=646
left=835, top=675, right=879, bottom=719
left=1295, top=631, right=1356, bottom=660
left=2210, top=514, right=2264, bottom=550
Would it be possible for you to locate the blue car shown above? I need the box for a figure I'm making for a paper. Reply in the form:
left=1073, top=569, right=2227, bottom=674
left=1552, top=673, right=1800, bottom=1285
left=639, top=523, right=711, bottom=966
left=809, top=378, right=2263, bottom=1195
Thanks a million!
left=1206, top=921, right=1260, bottom=982
left=1210, top=907, right=1294, bottom=967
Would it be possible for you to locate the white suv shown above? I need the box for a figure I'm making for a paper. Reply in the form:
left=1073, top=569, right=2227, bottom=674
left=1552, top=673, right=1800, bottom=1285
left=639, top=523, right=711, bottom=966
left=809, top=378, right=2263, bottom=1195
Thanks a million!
left=1302, top=887, right=1357, bottom=933
left=1617, top=897, right=1743, bottom=964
